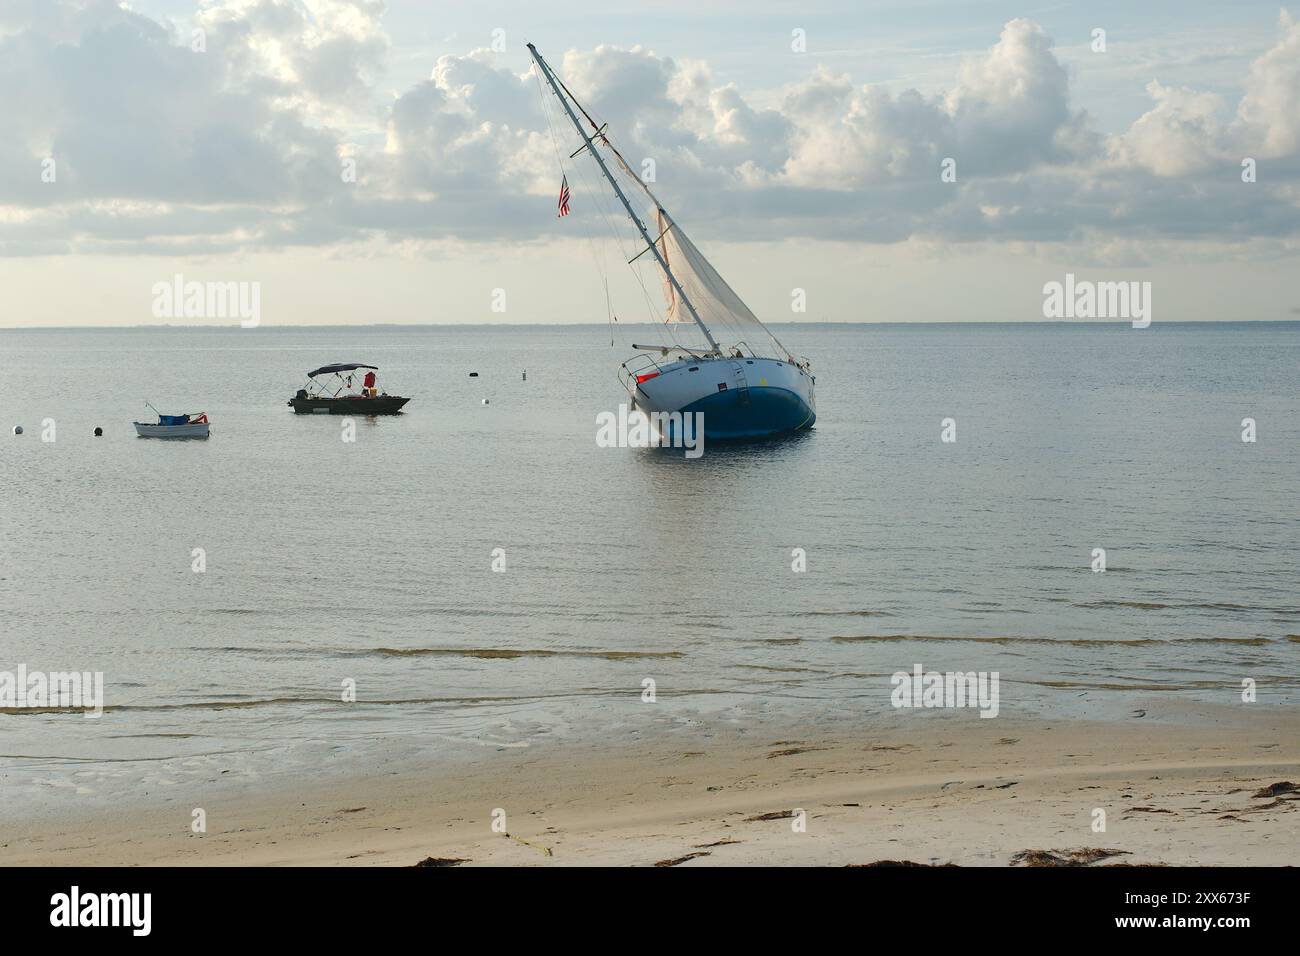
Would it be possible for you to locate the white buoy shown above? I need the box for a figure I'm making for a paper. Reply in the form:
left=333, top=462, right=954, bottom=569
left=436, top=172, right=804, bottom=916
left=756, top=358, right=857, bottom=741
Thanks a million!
left=12, top=425, right=22, bottom=435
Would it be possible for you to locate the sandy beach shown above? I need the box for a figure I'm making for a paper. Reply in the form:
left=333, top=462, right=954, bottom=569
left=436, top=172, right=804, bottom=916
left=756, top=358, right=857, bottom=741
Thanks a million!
left=6, top=705, right=1297, bottom=867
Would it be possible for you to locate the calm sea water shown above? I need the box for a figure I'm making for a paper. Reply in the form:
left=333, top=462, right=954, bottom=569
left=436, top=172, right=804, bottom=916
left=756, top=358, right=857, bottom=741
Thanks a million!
left=1, top=322, right=1297, bottom=816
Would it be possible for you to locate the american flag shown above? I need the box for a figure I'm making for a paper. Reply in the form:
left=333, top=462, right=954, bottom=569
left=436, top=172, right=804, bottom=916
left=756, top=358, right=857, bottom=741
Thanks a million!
left=557, top=175, right=570, bottom=217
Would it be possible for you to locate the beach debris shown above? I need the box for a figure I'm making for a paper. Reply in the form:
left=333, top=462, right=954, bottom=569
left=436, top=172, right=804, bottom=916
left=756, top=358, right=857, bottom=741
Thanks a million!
left=767, top=746, right=825, bottom=759
left=338, top=807, right=367, bottom=813
left=1241, top=798, right=1294, bottom=813
left=692, top=838, right=740, bottom=848
left=1251, top=781, right=1298, bottom=798
left=1010, top=848, right=1131, bottom=867
left=848, top=860, right=958, bottom=867
left=412, top=856, right=469, bottom=867
left=506, top=833, right=552, bottom=857
left=1126, top=806, right=1173, bottom=813
left=996, top=738, right=1019, bottom=745
left=654, top=851, right=711, bottom=867
left=994, top=781, right=1018, bottom=789
left=745, top=810, right=795, bottom=822
left=1130, top=709, right=1147, bottom=718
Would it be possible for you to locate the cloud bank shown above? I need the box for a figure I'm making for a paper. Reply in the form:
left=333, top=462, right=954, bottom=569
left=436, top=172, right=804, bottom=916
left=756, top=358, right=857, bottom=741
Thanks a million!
left=1, top=1, right=1298, bottom=257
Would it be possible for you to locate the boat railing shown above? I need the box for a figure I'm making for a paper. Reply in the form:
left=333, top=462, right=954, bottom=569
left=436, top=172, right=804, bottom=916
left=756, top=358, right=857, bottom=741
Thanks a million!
left=619, top=348, right=705, bottom=390
left=620, top=353, right=662, bottom=391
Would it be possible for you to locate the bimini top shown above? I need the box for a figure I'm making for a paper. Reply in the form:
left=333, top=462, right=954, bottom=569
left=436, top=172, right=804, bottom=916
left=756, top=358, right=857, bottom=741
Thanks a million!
left=308, top=363, right=378, bottom=378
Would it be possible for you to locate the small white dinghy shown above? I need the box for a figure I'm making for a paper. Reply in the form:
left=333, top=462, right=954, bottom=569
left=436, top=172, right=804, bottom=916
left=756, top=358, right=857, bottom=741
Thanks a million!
left=134, top=404, right=210, bottom=439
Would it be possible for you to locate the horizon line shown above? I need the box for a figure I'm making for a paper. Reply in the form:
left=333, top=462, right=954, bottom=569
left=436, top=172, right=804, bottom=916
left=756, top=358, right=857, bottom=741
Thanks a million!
left=4, top=319, right=1299, bottom=332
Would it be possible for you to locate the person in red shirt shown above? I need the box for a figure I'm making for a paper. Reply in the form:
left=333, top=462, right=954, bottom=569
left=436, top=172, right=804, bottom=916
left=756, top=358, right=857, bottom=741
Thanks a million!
left=363, top=370, right=376, bottom=397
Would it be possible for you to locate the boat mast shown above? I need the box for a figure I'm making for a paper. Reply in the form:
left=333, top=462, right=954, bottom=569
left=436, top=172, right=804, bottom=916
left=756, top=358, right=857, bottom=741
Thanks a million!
left=527, top=42, right=721, bottom=356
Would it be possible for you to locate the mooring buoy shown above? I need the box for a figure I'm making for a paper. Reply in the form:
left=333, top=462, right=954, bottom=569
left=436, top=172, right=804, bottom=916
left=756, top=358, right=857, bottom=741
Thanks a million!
left=93, top=427, right=103, bottom=437
left=12, top=425, right=22, bottom=435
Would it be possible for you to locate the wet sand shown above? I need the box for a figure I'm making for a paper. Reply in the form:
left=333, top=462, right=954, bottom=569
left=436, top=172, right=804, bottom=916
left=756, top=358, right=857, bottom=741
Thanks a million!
left=5, top=704, right=1298, bottom=866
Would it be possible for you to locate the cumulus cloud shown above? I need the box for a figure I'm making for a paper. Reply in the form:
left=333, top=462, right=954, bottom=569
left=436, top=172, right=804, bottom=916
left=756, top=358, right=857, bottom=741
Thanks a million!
left=1234, top=10, right=1300, bottom=157
left=1111, top=10, right=1300, bottom=176
left=1, top=1, right=1298, bottom=258
left=944, top=18, right=1096, bottom=173
left=1109, top=81, right=1231, bottom=176
left=0, top=0, right=353, bottom=212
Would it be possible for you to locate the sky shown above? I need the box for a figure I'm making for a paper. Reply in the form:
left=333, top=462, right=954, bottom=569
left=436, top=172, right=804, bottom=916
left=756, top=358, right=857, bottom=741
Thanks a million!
left=1, top=0, right=1298, bottom=327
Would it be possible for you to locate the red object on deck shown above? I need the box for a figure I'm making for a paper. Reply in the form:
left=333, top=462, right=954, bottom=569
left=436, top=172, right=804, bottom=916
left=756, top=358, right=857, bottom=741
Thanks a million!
left=635, top=371, right=660, bottom=384
left=363, top=371, right=376, bottom=389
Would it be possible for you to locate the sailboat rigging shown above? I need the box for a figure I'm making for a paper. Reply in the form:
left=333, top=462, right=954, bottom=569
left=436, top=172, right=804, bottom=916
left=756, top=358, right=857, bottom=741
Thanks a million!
left=528, top=42, right=817, bottom=441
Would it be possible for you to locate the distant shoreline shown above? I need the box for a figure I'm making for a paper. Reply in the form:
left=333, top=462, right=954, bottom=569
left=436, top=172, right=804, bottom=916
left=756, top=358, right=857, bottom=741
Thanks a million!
left=3, top=320, right=1298, bottom=332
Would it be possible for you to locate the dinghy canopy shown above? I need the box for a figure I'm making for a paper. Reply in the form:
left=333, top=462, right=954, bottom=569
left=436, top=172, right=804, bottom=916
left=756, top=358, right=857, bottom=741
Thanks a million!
left=308, top=363, right=378, bottom=378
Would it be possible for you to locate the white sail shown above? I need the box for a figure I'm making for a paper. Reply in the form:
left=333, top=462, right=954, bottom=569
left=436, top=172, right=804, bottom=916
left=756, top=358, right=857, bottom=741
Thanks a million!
left=656, top=210, right=758, bottom=331
left=654, top=209, right=688, bottom=323
left=649, top=205, right=794, bottom=361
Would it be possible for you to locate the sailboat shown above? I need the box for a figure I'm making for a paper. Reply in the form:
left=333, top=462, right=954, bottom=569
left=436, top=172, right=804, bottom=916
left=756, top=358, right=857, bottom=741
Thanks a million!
left=528, top=43, right=817, bottom=441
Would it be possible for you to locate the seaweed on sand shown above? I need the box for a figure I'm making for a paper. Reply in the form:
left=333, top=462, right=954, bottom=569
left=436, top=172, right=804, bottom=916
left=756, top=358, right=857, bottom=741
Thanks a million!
left=1010, top=848, right=1131, bottom=867
left=654, top=851, right=711, bottom=867
left=1251, top=781, right=1298, bottom=798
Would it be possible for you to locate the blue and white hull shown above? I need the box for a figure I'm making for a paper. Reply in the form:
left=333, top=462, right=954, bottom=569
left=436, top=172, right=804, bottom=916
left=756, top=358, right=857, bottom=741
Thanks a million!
left=625, top=355, right=816, bottom=441
left=133, top=421, right=210, bottom=439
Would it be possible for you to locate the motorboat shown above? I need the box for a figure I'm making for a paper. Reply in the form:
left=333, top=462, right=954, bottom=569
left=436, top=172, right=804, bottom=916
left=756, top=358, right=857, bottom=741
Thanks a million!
left=288, top=363, right=411, bottom=415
